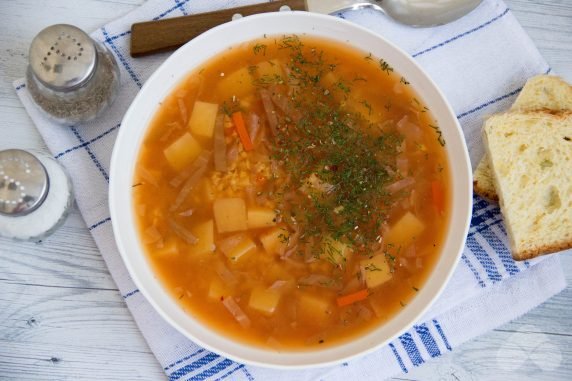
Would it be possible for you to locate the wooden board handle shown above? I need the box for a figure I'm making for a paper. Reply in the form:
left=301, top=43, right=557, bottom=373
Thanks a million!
left=130, top=0, right=308, bottom=57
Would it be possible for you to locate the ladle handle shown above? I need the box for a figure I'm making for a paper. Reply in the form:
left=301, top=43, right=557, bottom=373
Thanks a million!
left=130, top=0, right=307, bottom=57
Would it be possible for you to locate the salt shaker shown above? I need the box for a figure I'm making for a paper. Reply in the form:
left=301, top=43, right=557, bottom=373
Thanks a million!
left=0, top=149, right=73, bottom=241
left=26, top=24, right=120, bottom=124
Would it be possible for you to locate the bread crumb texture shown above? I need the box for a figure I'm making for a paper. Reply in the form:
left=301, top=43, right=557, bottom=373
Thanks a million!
left=483, top=112, right=572, bottom=260
left=473, top=75, right=572, bottom=200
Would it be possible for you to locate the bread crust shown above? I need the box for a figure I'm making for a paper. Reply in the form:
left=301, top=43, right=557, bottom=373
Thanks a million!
left=514, top=241, right=572, bottom=261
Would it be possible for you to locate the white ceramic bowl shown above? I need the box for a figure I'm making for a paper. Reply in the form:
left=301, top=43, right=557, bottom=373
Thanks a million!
left=110, top=11, right=472, bottom=369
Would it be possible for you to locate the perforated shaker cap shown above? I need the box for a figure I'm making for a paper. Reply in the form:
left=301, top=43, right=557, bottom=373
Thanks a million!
left=29, top=24, right=97, bottom=91
left=0, top=150, right=49, bottom=217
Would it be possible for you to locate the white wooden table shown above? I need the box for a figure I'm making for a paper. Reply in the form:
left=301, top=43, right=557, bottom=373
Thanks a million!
left=0, top=1, right=570, bottom=380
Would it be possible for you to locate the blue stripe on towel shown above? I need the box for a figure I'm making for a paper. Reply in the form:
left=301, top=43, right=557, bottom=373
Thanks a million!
left=169, top=353, right=220, bottom=381
left=70, top=126, right=109, bottom=181
left=174, top=0, right=188, bottom=16
left=165, top=349, right=205, bottom=371
left=213, top=364, right=244, bottom=381
left=104, top=30, right=131, bottom=42
left=187, top=359, right=234, bottom=381
left=88, top=217, right=111, bottom=231
left=241, top=366, right=254, bottom=381
left=457, top=67, right=551, bottom=119
left=122, top=289, right=140, bottom=299
left=473, top=195, right=492, bottom=211
left=479, top=228, right=520, bottom=275
left=465, top=234, right=503, bottom=282
left=154, top=0, right=191, bottom=21
left=399, top=333, right=424, bottom=366
left=461, top=252, right=486, bottom=288
left=55, top=124, right=120, bottom=159
left=389, top=343, right=408, bottom=373
left=432, top=319, right=452, bottom=351
left=413, top=8, right=510, bottom=58
left=470, top=199, right=502, bottom=230
left=101, top=26, right=142, bottom=88
left=457, top=86, right=522, bottom=119
left=414, top=324, right=441, bottom=358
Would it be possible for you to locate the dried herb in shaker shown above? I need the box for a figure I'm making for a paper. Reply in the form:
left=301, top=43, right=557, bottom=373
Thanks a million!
left=26, top=24, right=120, bottom=124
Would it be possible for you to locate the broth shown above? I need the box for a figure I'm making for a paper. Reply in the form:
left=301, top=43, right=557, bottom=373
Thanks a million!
left=133, top=35, right=450, bottom=349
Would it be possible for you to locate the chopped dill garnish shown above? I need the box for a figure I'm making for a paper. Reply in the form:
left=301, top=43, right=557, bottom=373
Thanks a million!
left=360, top=100, right=372, bottom=116
left=253, top=43, right=267, bottom=55
left=412, top=287, right=419, bottom=292
left=379, top=59, right=394, bottom=75
left=429, top=124, right=446, bottom=146
left=278, top=232, right=290, bottom=245
left=400, top=77, right=410, bottom=85
left=263, top=34, right=409, bottom=257
left=336, top=81, right=351, bottom=94
left=221, top=100, right=240, bottom=116
left=253, top=74, right=284, bottom=86
left=365, top=52, right=373, bottom=61
left=364, top=263, right=382, bottom=272
left=132, top=182, right=143, bottom=188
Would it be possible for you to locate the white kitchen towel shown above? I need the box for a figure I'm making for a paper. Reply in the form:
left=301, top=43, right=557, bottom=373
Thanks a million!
left=13, top=0, right=567, bottom=380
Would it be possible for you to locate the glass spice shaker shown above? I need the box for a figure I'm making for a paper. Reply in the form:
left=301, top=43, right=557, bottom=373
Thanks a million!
left=26, top=24, right=120, bottom=124
left=0, top=149, right=73, bottom=241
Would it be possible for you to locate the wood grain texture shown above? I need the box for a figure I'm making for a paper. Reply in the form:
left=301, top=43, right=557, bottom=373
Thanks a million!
left=130, top=0, right=307, bottom=56
left=0, top=1, right=570, bottom=380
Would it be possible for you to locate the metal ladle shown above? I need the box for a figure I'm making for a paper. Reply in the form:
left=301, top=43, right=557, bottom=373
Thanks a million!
left=130, top=0, right=484, bottom=57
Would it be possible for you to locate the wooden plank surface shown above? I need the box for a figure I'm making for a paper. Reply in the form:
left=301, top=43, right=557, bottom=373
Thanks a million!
left=0, top=1, right=570, bottom=380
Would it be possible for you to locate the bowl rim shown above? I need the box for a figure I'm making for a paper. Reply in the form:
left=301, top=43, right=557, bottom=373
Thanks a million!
left=109, top=11, right=472, bottom=369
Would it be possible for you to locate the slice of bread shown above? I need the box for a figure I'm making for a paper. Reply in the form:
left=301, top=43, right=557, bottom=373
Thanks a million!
left=512, top=75, right=572, bottom=111
left=472, top=155, right=497, bottom=201
left=482, top=111, right=572, bottom=260
left=474, top=75, right=572, bottom=201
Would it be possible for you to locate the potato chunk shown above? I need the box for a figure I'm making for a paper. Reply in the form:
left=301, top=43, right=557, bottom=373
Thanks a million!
left=190, top=219, right=214, bottom=256
left=156, top=237, right=179, bottom=257
left=259, top=226, right=289, bottom=256
left=188, top=101, right=218, bottom=139
left=248, top=287, right=281, bottom=316
left=219, top=234, right=257, bottom=263
left=216, top=67, right=255, bottom=100
left=296, top=292, right=333, bottom=325
left=247, top=207, right=277, bottom=229
left=213, top=198, right=247, bottom=233
left=360, top=255, right=392, bottom=289
left=255, top=60, right=283, bottom=79
left=163, top=132, right=202, bottom=171
left=384, top=211, right=425, bottom=247
left=321, top=236, right=352, bottom=266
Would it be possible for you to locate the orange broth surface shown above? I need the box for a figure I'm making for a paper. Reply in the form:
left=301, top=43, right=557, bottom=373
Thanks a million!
left=133, top=35, right=451, bottom=349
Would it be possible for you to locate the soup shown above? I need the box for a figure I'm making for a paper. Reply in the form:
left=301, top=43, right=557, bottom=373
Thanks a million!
left=133, top=35, right=450, bottom=349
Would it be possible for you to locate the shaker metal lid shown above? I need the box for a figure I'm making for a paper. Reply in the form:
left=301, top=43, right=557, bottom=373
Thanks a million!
left=29, top=24, right=97, bottom=91
left=0, top=149, right=49, bottom=217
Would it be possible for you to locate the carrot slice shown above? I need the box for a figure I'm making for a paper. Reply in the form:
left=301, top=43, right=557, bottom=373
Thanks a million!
left=432, top=180, right=445, bottom=215
left=231, top=111, right=254, bottom=151
left=336, top=289, right=369, bottom=307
